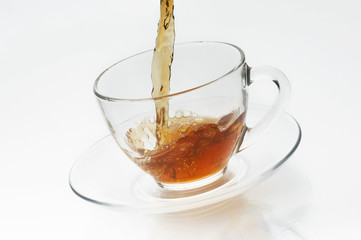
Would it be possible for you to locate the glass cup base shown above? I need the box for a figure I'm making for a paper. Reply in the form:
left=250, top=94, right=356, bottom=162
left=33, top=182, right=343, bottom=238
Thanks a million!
left=156, top=167, right=227, bottom=191
left=134, top=161, right=246, bottom=201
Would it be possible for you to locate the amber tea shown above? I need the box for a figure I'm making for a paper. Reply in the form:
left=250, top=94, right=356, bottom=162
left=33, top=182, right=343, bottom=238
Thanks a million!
left=136, top=0, right=246, bottom=184
left=125, top=112, right=246, bottom=183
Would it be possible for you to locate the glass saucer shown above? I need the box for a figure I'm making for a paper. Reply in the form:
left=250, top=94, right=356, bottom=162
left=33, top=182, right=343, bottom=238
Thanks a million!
left=69, top=105, right=301, bottom=213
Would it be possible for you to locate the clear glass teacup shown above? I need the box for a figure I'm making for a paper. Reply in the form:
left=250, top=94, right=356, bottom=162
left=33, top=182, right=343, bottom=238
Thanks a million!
left=94, top=41, right=290, bottom=190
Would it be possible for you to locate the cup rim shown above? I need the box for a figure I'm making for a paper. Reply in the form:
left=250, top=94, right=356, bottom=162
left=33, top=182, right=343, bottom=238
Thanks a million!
left=93, top=41, right=246, bottom=102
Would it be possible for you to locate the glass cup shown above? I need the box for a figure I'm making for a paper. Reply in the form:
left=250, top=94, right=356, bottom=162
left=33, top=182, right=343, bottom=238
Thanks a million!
left=94, top=41, right=290, bottom=190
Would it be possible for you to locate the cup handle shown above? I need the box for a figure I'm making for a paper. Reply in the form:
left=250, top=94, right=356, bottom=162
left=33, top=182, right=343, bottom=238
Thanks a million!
left=237, top=65, right=291, bottom=152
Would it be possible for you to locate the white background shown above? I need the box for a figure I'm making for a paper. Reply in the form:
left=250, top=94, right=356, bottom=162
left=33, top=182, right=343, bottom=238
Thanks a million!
left=1, top=0, right=361, bottom=239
